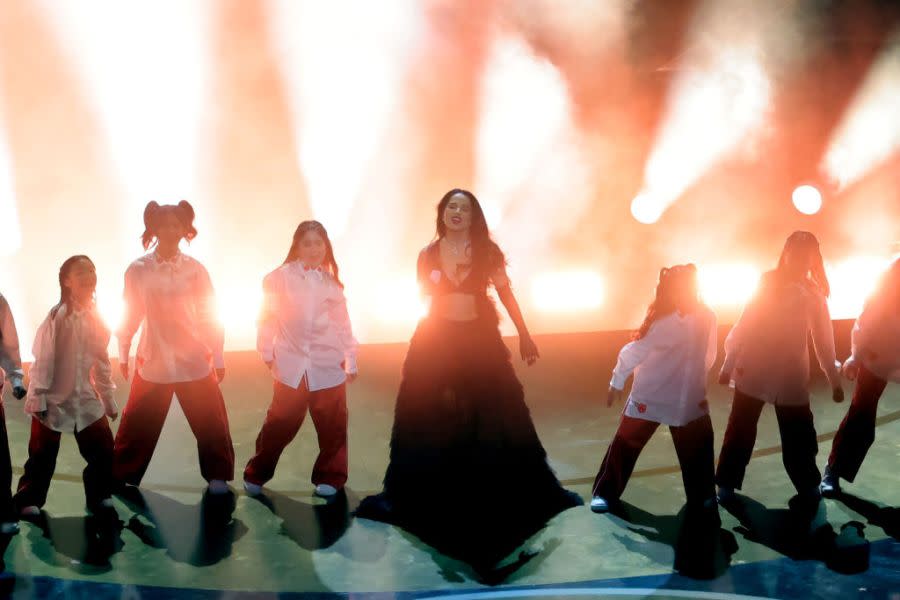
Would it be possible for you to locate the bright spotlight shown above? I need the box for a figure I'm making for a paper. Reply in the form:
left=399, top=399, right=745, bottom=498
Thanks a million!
left=826, top=256, right=892, bottom=319
left=217, top=288, right=263, bottom=332
left=375, top=277, right=427, bottom=324
left=531, top=270, right=604, bottom=313
left=792, top=185, right=822, bottom=215
left=630, top=192, right=664, bottom=224
left=697, top=264, right=761, bottom=307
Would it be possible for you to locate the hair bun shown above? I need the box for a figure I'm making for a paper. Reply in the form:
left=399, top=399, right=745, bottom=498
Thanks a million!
left=177, top=200, right=195, bottom=221
left=143, top=201, right=161, bottom=228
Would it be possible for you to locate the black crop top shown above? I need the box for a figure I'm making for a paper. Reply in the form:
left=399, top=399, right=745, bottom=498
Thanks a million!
left=416, top=241, right=505, bottom=297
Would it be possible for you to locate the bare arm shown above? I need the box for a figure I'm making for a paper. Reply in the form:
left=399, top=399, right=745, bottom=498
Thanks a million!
left=117, top=266, right=146, bottom=380
left=493, top=266, right=539, bottom=365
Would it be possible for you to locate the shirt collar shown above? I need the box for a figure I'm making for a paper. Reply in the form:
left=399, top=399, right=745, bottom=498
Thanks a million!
left=153, top=250, right=183, bottom=265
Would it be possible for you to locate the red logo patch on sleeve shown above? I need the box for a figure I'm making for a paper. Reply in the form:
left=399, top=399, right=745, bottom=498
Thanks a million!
left=637, top=403, right=647, bottom=413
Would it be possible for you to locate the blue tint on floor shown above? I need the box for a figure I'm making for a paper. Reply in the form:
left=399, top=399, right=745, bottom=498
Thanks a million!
left=3, top=537, right=898, bottom=600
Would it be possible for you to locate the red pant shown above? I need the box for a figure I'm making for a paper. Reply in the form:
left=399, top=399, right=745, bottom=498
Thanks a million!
left=715, top=389, right=820, bottom=494
left=15, top=416, right=114, bottom=509
left=828, top=365, right=888, bottom=482
left=0, top=404, right=15, bottom=521
left=244, top=379, right=348, bottom=488
left=592, top=413, right=716, bottom=505
left=113, top=372, right=235, bottom=485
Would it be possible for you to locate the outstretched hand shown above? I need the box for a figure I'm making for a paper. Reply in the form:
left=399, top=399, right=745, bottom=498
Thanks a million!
left=841, top=358, right=860, bottom=381
left=520, top=335, right=540, bottom=366
left=607, top=386, right=623, bottom=407
left=832, top=385, right=845, bottom=404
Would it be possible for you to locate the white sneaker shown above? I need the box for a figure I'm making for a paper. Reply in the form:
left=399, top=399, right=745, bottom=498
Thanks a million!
left=207, top=479, right=230, bottom=495
left=243, top=480, right=263, bottom=497
left=314, top=484, right=338, bottom=498
left=820, top=469, right=840, bottom=496
left=19, top=506, right=40, bottom=517
left=716, top=486, right=736, bottom=503
left=0, top=522, right=19, bottom=535
left=590, top=496, right=609, bottom=513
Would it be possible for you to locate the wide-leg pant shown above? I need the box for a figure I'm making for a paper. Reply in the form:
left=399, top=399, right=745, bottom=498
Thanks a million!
left=827, top=365, right=888, bottom=482
left=15, top=416, right=114, bottom=509
left=113, top=372, right=235, bottom=485
left=715, top=389, right=820, bottom=494
left=592, top=413, right=716, bottom=505
left=0, top=404, right=15, bottom=522
left=244, top=378, right=348, bottom=489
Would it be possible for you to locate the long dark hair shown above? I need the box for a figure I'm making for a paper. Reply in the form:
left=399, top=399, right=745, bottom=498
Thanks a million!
left=283, top=220, right=344, bottom=288
left=51, top=255, right=97, bottom=319
left=771, top=230, right=830, bottom=297
left=141, top=200, right=198, bottom=250
left=635, top=264, right=701, bottom=340
left=434, top=188, right=505, bottom=275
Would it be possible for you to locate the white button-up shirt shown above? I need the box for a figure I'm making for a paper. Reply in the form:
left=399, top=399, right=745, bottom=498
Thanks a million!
left=850, top=297, right=900, bottom=384
left=0, top=293, right=25, bottom=392
left=257, top=262, right=358, bottom=392
left=117, top=252, right=225, bottom=384
left=610, top=306, right=718, bottom=427
left=26, top=304, right=117, bottom=432
left=721, top=275, right=840, bottom=405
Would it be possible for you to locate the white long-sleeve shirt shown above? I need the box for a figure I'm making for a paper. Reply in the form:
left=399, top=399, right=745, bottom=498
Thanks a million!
left=26, top=304, right=117, bottom=432
left=0, top=293, right=24, bottom=392
left=849, top=298, right=900, bottom=384
left=117, top=252, right=224, bottom=384
left=610, top=306, right=717, bottom=427
left=257, top=262, right=358, bottom=392
left=721, top=274, right=840, bottom=405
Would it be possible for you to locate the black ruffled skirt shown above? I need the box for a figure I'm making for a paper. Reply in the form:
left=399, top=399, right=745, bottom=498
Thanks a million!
left=357, top=311, right=581, bottom=567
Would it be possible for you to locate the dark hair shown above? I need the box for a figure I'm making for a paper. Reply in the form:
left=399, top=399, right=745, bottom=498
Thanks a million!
left=434, top=188, right=505, bottom=277
left=772, top=230, right=830, bottom=297
left=283, top=220, right=344, bottom=288
left=141, top=200, right=198, bottom=250
left=635, top=264, right=700, bottom=340
left=51, top=255, right=96, bottom=319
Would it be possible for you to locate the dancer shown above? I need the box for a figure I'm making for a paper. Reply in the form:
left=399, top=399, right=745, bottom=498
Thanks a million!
left=244, top=220, right=358, bottom=499
left=591, top=264, right=718, bottom=514
left=821, top=258, right=900, bottom=495
left=357, top=189, right=581, bottom=568
left=716, top=231, right=843, bottom=505
left=14, top=256, right=118, bottom=518
left=114, top=201, right=235, bottom=494
left=0, top=293, right=27, bottom=534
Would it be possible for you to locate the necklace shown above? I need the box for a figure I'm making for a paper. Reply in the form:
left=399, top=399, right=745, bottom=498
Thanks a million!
left=447, top=239, right=471, bottom=256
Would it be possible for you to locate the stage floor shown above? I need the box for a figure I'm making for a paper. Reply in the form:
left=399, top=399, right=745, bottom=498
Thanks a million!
left=0, top=325, right=898, bottom=599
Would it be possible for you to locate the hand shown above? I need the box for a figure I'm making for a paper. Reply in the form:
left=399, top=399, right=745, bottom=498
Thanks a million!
left=216, top=368, right=226, bottom=383
left=346, top=372, right=358, bottom=383
left=119, top=363, right=129, bottom=381
left=264, top=361, right=273, bottom=371
left=718, top=370, right=731, bottom=385
left=832, top=384, right=845, bottom=404
left=12, top=386, right=26, bottom=400
left=607, top=386, right=623, bottom=407
left=520, top=335, right=540, bottom=366
left=106, top=407, right=119, bottom=422
left=841, top=358, right=859, bottom=381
